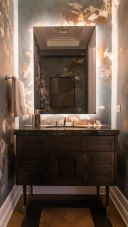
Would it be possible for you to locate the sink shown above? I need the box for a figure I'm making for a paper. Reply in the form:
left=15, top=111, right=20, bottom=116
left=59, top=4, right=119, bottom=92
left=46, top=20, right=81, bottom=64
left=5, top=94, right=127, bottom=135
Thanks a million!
left=24, top=124, right=109, bottom=130
left=40, top=125, right=106, bottom=129
left=41, top=125, right=84, bottom=128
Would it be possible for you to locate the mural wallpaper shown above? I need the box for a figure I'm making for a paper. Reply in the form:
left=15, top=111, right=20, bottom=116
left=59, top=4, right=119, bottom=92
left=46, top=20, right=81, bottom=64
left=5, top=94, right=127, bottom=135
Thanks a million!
left=0, top=0, right=15, bottom=206
left=116, top=0, right=128, bottom=199
left=18, top=0, right=112, bottom=125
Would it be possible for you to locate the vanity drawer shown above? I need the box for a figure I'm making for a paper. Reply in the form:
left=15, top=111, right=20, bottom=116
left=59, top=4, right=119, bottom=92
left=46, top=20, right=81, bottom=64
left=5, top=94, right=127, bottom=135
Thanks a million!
left=17, top=136, right=52, bottom=151
left=54, top=136, right=83, bottom=152
left=86, top=136, right=115, bottom=152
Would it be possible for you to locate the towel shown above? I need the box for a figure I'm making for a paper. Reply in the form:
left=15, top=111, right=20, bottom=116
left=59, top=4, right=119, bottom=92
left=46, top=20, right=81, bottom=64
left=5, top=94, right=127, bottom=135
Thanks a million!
left=11, top=77, right=27, bottom=117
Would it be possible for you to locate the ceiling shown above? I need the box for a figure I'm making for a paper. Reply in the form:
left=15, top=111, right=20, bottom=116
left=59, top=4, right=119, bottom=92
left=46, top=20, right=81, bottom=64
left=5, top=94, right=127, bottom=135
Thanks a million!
left=34, top=26, right=95, bottom=50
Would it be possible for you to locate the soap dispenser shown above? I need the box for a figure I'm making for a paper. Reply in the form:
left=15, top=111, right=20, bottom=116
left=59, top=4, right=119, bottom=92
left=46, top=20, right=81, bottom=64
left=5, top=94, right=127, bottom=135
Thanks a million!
left=34, top=109, right=40, bottom=127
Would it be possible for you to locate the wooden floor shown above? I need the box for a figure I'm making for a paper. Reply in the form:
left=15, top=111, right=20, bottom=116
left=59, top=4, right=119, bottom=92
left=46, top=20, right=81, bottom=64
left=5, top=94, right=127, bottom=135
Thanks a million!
left=7, top=195, right=126, bottom=227
left=39, top=208, right=95, bottom=227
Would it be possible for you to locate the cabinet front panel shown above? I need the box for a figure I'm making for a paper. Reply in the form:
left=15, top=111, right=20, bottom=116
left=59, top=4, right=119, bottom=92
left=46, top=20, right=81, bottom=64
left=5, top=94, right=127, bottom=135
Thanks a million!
left=86, top=136, right=115, bottom=152
left=85, top=167, right=114, bottom=185
left=86, top=152, right=114, bottom=167
left=84, top=167, right=115, bottom=186
left=17, top=156, right=52, bottom=185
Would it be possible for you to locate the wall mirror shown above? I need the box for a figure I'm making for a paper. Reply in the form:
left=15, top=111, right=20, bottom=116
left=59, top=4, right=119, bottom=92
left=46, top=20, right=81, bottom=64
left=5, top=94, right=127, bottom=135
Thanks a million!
left=33, top=26, right=96, bottom=114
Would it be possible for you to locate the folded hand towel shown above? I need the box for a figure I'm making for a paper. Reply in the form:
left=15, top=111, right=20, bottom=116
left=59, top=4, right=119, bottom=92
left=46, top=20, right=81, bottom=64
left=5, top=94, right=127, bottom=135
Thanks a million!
left=11, top=78, right=27, bottom=117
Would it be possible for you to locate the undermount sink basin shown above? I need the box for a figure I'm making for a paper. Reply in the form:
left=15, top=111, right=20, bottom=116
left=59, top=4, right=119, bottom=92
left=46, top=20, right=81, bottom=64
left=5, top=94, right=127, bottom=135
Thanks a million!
left=40, top=124, right=85, bottom=128
left=40, top=124, right=106, bottom=129
left=24, top=124, right=109, bottom=130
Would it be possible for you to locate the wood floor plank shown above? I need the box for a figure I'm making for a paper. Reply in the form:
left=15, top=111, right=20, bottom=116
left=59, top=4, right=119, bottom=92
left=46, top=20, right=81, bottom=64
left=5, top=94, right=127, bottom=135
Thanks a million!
left=7, top=211, right=24, bottom=227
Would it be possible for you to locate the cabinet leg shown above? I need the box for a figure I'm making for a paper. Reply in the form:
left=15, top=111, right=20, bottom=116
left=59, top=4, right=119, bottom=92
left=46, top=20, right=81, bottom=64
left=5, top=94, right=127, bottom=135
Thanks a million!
left=30, top=185, right=33, bottom=197
left=23, top=185, right=27, bottom=216
left=105, top=186, right=109, bottom=215
left=96, top=186, right=100, bottom=196
left=23, top=185, right=27, bottom=206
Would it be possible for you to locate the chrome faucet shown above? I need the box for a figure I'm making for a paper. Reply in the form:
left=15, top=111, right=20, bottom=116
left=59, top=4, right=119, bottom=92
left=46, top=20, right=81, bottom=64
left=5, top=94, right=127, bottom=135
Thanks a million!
left=72, top=121, right=75, bottom=127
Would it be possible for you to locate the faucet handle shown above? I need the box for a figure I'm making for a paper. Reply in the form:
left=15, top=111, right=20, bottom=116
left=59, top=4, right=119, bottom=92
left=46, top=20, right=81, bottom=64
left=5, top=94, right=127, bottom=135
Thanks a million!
left=72, top=121, right=76, bottom=126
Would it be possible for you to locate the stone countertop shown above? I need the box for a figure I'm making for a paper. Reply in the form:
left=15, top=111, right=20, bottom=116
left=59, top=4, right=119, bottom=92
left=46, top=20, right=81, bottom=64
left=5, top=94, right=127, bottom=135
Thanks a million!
left=14, top=125, right=119, bottom=136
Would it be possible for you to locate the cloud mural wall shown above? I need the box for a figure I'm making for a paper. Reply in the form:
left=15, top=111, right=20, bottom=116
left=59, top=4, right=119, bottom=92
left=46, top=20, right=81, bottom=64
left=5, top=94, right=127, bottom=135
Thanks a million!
left=0, top=0, right=15, bottom=207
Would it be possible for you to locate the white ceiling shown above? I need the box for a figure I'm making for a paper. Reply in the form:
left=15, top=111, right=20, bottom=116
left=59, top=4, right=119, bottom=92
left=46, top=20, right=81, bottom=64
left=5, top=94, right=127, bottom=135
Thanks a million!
left=34, top=26, right=95, bottom=50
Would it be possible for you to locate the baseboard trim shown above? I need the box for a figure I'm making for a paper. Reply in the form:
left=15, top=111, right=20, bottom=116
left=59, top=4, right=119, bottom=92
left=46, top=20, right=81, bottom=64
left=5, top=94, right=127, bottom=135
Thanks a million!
left=110, top=186, right=128, bottom=226
left=0, top=185, right=22, bottom=227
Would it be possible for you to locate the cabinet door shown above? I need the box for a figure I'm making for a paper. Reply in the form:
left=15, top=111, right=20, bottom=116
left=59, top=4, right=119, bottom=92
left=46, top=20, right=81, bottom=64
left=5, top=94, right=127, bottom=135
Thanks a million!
left=83, top=152, right=115, bottom=185
left=16, top=136, right=53, bottom=185
left=83, top=136, right=117, bottom=185
left=52, top=151, right=83, bottom=185
left=20, top=151, right=52, bottom=185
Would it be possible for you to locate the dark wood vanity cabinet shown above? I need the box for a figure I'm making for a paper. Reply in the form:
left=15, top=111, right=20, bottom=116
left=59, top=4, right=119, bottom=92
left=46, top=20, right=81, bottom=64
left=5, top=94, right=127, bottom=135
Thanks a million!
left=14, top=128, right=119, bottom=209
left=16, top=134, right=117, bottom=187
